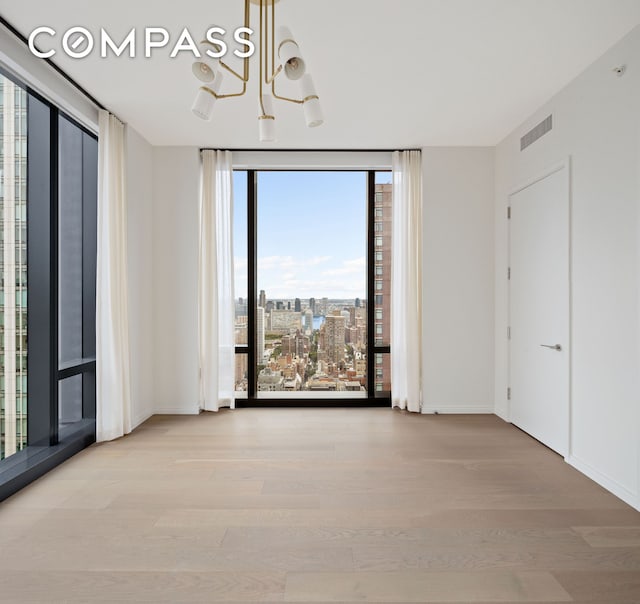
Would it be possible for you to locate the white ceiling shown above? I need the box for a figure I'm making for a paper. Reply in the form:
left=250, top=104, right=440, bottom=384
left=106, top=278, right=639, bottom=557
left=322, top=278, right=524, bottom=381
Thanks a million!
left=1, top=0, right=640, bottom=147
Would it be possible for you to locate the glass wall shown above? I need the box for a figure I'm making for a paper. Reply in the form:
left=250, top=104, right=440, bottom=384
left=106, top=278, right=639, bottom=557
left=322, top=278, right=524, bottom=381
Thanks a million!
left=58, top=114, right=97, bottom=430
left=233, top=171, right=248, bottom=396
left=0, top=73, right=28, bottom=460
left=232, top=168, right=391, bottom=403
left=0, top=66, right=97, bottom=501
left=256, top=171, right=368, bottom=397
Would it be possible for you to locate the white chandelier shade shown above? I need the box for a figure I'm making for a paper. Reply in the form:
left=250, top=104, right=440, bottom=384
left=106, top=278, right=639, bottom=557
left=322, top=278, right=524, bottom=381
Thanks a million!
left=258, top=93, right=276, bottom=142
left=192, top=42, right=221, bottom=83
left=192, top=71, right=225, bottom=121
left=277, top=26, right=306, bottom=80
left=300, top=74, right=323, bottom=128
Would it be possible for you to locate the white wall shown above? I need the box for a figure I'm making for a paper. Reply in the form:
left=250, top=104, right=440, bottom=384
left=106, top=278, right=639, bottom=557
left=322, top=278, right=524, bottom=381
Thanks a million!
left=495, top=26, right=640, bottom=509
left=125, top=126, right=155, bottom=428
left=151, top=147, right=201, bottom=414
left=422, top=148, right=495, bottom=413
left=144, top=147, right=496, bottom=415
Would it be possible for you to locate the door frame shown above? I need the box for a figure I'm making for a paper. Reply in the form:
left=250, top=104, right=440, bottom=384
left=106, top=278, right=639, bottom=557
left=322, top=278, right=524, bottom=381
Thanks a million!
left=507, top=157, right=572, bottom=458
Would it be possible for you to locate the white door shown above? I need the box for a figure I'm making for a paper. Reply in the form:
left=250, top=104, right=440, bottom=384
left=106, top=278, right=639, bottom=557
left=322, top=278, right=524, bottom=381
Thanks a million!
left=509, top=165, right=569, bottom=456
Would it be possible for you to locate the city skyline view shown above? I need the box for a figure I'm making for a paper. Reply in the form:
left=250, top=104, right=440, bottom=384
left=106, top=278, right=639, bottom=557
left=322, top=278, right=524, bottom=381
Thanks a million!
left=233, top=170, right=391, bottom=299
left=233, top=178, right=392, bottom=396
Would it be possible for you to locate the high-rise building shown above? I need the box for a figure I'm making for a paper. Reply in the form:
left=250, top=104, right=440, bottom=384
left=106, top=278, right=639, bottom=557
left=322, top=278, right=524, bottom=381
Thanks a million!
left=0, top=77, right=28, bottom=460
left=303, top=309, right=314, bottom=335
left=345, top=326, right=358, bottom=345
left=374, top=182, right=392, bottom=393
left=257, top=306, right=265, bottom=362
left=234, top=354, right=248, bottom=391
left=235, top=297, right=248, bottom=317
left=235, top=316, right=248, bottom=345
left=324, top=315, right=346, bottom=365
left=320, top=297, right=329, bottom=316
left=269, top=310, right=302, bottom=333
left=309, top=297, right=316, bottom=314
left=259, top=289, right=266, bottom=309
left=355, top=316, right=367, bottom=347
left=294, top=297, right=301, bottom=312
left=282, top=329, right=310, bottom=358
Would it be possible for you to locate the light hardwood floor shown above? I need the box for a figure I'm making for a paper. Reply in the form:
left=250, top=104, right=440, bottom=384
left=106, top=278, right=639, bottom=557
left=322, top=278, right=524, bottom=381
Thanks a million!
left=0, top=409, right=639, bottom=603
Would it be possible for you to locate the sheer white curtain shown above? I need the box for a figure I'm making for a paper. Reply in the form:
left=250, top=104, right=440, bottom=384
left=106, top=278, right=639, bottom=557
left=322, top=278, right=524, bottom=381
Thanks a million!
left=391, top=150, right=423, bottom=412
left=96, top=110, right=132, bottom=441
left=198, top=150, right=235, bottom=411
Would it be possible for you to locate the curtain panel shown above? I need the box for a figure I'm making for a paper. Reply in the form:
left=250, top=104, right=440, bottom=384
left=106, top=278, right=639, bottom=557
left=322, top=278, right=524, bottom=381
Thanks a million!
left=96, top=110, right=132, bottom=441
left=198, top=150, right=235, bottom=411
left=391, top=150, right=423, bottom=412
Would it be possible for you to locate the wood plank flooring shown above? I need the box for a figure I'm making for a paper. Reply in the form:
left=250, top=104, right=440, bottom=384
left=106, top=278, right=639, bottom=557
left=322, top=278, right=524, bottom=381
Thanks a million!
left=0, top=409, right=639, bottom=603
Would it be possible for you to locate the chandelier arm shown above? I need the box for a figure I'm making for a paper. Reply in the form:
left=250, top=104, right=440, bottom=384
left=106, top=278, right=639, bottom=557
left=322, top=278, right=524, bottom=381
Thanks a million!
left=263, top=0, right=280, bottom=84
left=218, top=61, right=249, bottom=83
left=271, top=82, right=304, bottom=104
left=258, top=0, right=266, bottom=116
left=266, top=64, right=283, bottom=85
left=215, top=87, right=247, bottom=100
left=200, top=85, right=248, bottom=100
left=243, top=0, right=251, bottom=81
left=271, top=0, right=275, bottom=80
left=217, top=0, right=252, bottom=85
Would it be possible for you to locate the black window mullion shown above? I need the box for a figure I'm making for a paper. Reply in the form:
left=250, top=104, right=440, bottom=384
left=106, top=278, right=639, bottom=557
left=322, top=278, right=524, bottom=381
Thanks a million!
left=50, top=108, right=60, bottom=443
left=367, top=171, right=376, bottom=396
left=247, top=170, right=257, bottom=399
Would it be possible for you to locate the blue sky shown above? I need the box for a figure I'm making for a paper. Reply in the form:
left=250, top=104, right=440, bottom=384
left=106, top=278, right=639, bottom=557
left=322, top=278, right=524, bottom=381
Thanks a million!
left=234, top=170, right=391, bottom=299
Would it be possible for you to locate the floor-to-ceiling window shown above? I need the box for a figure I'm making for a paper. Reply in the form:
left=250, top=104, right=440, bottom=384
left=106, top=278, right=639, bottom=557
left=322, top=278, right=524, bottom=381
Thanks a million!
left=57, top=114, right=97, bottom=435
left=233, top=168, right=391, bottom=404
left=0, top=71, right=27, bottom=460
left=0, top=67, right=97, bottom=501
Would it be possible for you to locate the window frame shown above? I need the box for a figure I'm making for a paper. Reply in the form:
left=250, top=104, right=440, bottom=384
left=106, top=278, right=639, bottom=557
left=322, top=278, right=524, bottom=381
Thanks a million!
left=233, top=168, right=391, bottom=406
left=0, top=67, right=97, bottom=502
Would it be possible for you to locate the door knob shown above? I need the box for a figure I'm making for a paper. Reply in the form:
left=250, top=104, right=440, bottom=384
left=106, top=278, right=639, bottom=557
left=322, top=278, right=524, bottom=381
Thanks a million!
left=540, top=344, right=562, bottom=351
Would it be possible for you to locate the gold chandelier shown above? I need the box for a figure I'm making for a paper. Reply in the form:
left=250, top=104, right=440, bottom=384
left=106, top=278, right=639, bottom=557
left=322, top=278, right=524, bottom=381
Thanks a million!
left=190, top=0, right=323, bottom=141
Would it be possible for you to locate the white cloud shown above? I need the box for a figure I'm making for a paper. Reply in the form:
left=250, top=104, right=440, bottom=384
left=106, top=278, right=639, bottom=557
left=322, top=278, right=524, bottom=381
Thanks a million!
left=234, top=255, right=365, bottom=299
left=258, top=255, right=333, bottom=271
left=307, top=255, right=332, bottom=266
left=321, top=256, right=366, bottom=277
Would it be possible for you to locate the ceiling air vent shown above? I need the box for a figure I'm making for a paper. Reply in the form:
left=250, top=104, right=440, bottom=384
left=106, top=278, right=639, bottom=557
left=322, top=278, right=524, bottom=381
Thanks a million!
left=520, top=115, right=552, bottom=151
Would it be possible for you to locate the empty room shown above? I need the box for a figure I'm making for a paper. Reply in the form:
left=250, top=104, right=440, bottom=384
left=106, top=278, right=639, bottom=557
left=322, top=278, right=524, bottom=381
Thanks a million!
left=0, top=0, right=639, bottom=602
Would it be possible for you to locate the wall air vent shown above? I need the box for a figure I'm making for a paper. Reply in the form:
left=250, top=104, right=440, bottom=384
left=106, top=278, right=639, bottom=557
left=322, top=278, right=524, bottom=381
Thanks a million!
left=520, top=115, right=552, bottom=151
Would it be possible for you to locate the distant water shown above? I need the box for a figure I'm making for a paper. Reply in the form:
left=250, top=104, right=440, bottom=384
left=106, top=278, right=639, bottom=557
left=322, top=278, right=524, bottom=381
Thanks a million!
left=313, top=316, right=325, bottom=330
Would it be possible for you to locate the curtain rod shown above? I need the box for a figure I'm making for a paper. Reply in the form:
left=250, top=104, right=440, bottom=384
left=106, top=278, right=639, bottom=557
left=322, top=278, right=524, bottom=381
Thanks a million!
left=0, top=14, right=108, bottom=112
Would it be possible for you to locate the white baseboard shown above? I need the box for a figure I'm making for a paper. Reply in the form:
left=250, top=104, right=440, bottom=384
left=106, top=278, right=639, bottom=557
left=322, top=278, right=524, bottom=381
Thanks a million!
left=153, top=405, right=201, bottom=416
left=494, top=409, right=510, bottom=422
left=421, top=405, right=494, bottom=414
left=566, top=454, right=639, bottom=512
left=131, top=409, right=154, bottom=430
